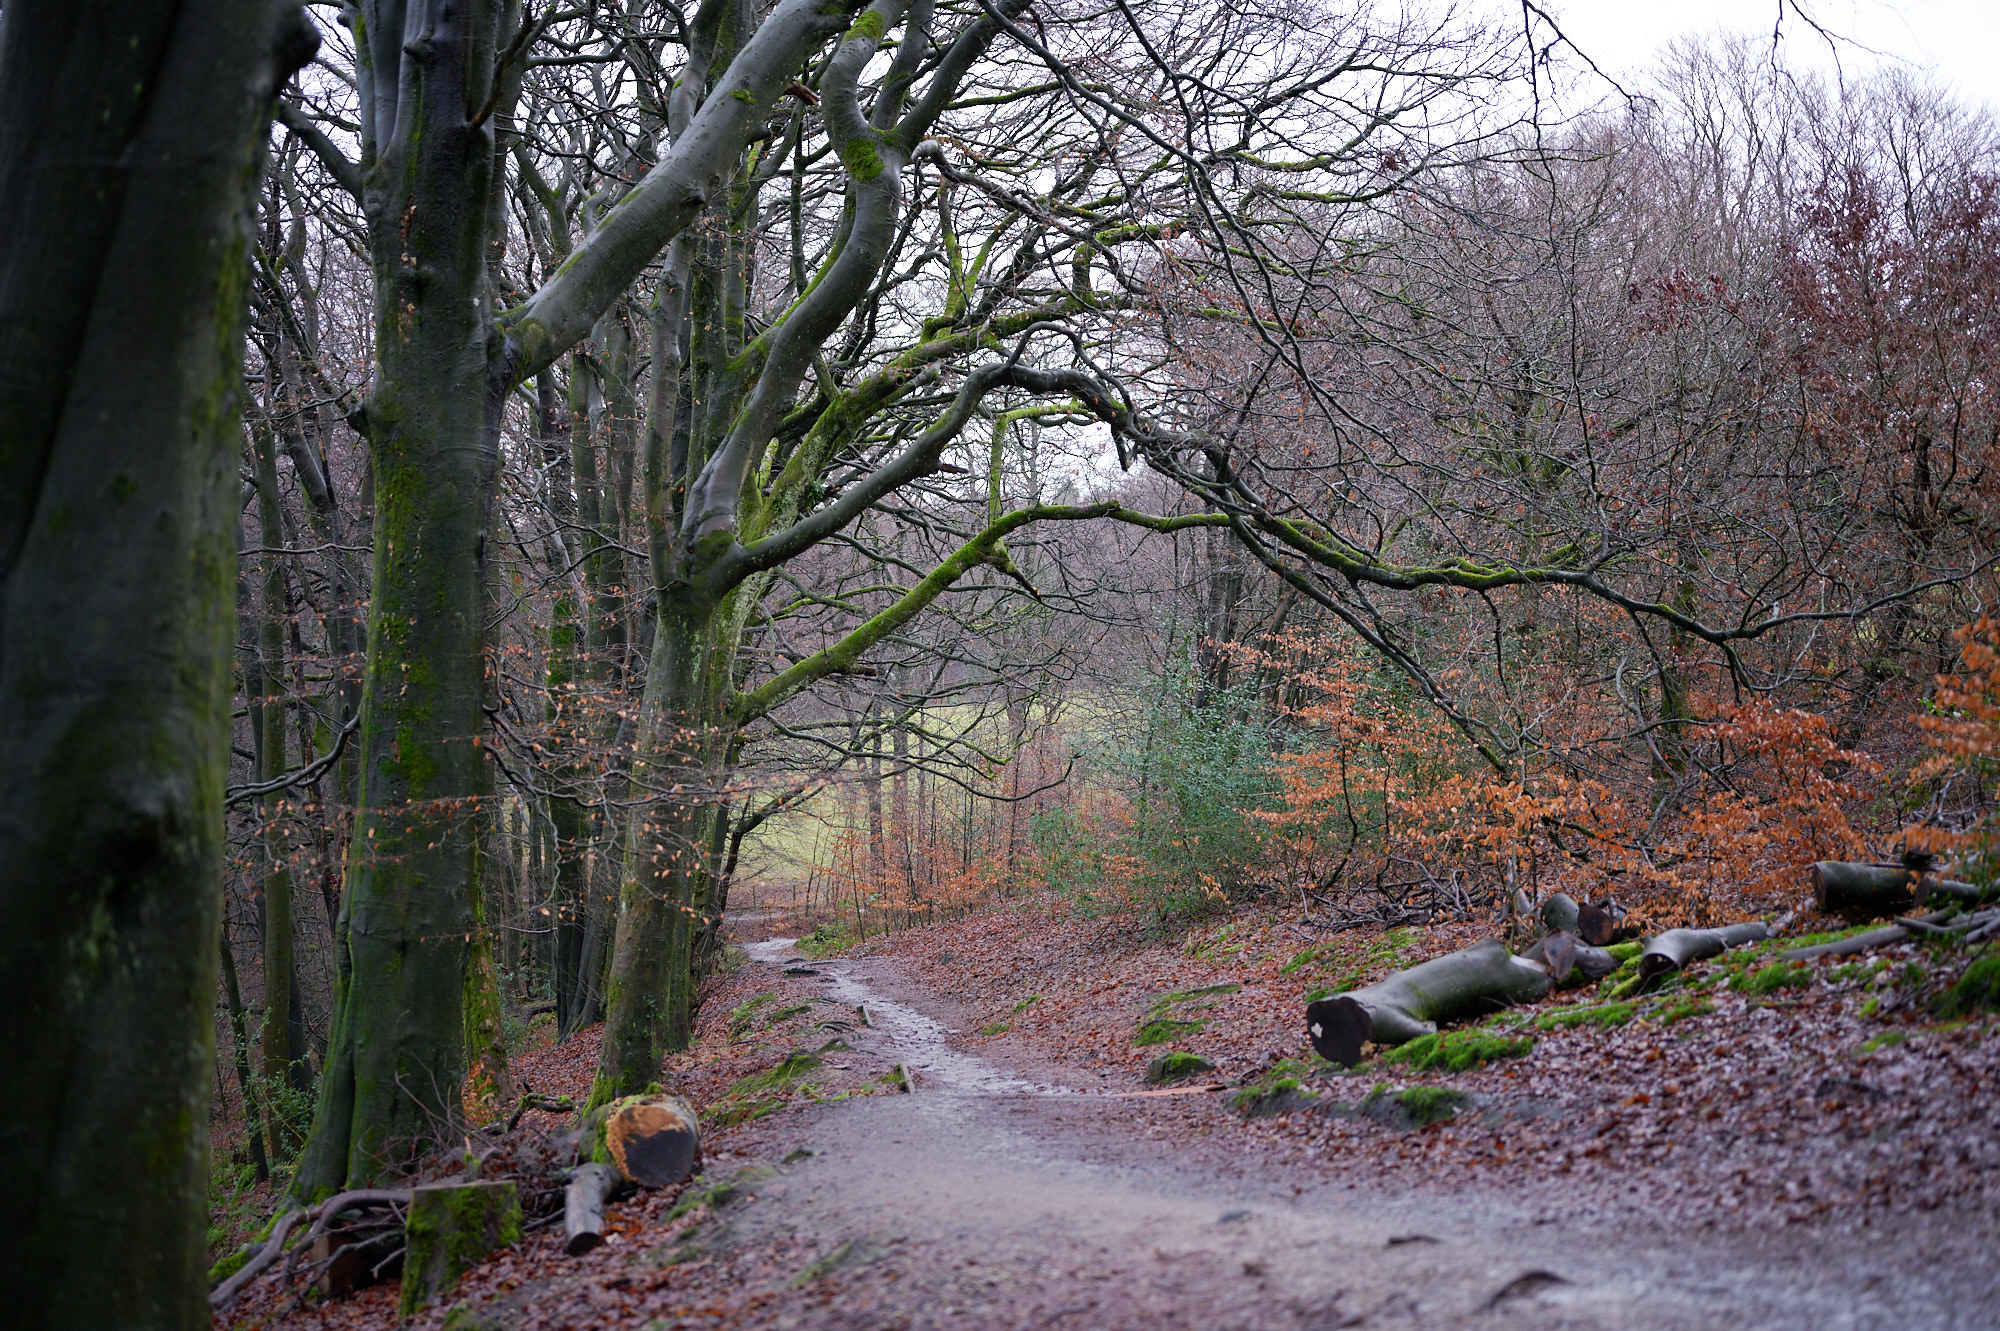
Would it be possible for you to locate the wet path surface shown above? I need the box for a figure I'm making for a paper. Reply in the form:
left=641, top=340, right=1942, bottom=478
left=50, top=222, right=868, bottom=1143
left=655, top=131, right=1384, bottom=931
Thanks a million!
left=696, top=938, right=2000, bottom=1330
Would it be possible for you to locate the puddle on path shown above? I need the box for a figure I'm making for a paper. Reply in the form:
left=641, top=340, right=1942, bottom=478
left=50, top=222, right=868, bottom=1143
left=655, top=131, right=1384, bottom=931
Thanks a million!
left=744, top=937, right=1064, bottom=1096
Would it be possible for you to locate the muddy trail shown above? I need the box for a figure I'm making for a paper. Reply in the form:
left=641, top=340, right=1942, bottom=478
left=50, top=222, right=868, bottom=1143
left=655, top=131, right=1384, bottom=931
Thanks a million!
left=531, top=937, right=1998, bottom=1331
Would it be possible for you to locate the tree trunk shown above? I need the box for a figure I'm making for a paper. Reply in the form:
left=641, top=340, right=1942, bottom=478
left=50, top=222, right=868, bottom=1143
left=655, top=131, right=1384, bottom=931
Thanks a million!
left=220, top=924, right=272, bottom=1183
left=1305, top=938, right=1551, bottom=1066
left=296, top=0, right=508, bottom=1194
left=253, top=414, right=301, bottom=1150
left=0, top=4, right=309, bottom=1324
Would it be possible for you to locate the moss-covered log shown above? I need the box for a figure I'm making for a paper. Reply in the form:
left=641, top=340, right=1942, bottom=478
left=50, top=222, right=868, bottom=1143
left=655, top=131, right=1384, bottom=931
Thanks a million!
left=1304, top=938, right=1551, bottom=1067
left=399, top=1180, right=521, bottom=1315
left=1636, top=923, right=1769, bottom=989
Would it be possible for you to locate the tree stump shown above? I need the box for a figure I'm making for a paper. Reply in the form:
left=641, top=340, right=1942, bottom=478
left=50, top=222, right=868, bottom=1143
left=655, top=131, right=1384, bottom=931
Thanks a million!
left=598, top=1094, right=701, bottom=1187
left=399, top=1180, right=521, bottom=1315
left=1304, top=938, right=1551, bottom=1067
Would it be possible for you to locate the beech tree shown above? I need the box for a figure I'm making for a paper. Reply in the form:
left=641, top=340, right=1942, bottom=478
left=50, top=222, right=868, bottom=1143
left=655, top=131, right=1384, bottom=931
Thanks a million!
left=0, top=2, right=313, bottom=1325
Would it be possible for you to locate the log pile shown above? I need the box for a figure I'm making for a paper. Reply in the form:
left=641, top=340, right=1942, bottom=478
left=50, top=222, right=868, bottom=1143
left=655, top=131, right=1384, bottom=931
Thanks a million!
left=1300, top=859, right=1996, bottom=1066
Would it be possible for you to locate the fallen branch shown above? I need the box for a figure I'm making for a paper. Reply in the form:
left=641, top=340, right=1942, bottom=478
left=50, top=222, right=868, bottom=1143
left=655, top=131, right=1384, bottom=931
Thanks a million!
left=209, top=1188, right=411, bottom=1311
left=1784, top=910, right=1954, bottom=961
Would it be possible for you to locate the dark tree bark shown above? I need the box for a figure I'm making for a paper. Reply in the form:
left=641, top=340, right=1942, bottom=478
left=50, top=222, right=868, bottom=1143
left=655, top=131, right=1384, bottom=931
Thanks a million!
left=0, top=3, right=312, bottom=1326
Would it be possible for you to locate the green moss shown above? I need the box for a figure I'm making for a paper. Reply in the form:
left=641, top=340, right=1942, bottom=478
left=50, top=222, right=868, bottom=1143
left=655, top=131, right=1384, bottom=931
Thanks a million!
left=765, top=1003, right=814, bottom=1027
left=728, top=993, right=777, bottom=1038
left=1010, top=994, right=1041, bottom=1013
left=1934, top=952, right=2000, bottom=1018
left=400, top=1183, right=521, bottom=1316
left=731, top=1051, right=822, bottom=1095
left=978, top=1021, right=1011, bottom=1036
left=1382, top=1031, right=1533, bottom=1073
left=839, top=131, right=885, bottom=184
left=731, top=88, right=756, bottom=103
left=1388, top=1085, right=1468, bottom=1127
left=795, top=923, right=854, bottom=958
left=207, top=1245, right=252, bottom=1285
left=1534, top=1001, right=1635, bottom=1031
left=1145, top=1051, right=1216, bottom=1084
left=1155, top=982, right=1240, bottom=1003
left=1135, top=1017, right=1205, bottom=1046
left=1651, top=998, right=1713, bottom=1026
left=1857, top=1029, right=1907, bottom=1054
left=845, top=9, right=887, bottom=41
left=1733, top=961, right=1810, bottom=996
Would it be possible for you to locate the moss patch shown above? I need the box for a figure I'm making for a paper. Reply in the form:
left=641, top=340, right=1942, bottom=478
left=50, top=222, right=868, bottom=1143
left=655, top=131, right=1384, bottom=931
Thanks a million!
left=728, top=993, right=777, bottom=1038
left=1732, top=961, right=1811, bottom=996
left=1650, top=998, right=1713, bottom=1026
left=1935, top=953, right=2000, bottom=1018
left=1534, top=1001, right=1635, bottom=1031
left=1135, top=1017, right=1205, bottom=1046
left=1382, top=1031, right=1533, bottom=1073
left=1145, top=1051, right=1216, bottom=1085
left=1361, top=1084, right=1470, bottom=1129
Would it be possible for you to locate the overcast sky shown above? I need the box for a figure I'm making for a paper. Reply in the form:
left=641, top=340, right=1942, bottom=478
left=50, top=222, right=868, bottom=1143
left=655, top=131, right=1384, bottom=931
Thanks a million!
left=1543, top=0, right=2000, bottom=111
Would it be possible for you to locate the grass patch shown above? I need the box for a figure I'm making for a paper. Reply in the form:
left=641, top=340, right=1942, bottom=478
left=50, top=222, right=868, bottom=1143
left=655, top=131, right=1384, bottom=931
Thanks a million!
left=1382, top=1031, right=1533, bottom=1073
left=1011, top=994, right=1041, bottom=1013
left=978, top=1021, right=1011, bottom=1037
left=795, top=922, right=855, bottom=959
left=764, top=1003, right=814, bottom=1028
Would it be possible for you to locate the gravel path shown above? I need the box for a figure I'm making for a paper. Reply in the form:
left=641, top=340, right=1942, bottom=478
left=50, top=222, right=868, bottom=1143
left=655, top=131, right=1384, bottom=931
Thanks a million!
left=672, top=939, right=2000, bottom=1330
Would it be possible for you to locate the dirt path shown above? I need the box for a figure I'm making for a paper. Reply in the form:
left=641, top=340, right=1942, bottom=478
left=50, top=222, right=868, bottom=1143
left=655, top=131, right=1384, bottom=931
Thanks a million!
left=661, top=939, right=2000, bottom=1330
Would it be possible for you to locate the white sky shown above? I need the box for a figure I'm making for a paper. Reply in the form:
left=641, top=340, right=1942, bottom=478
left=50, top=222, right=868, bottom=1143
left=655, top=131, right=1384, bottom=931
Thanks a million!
left=1544, top=0, right=2000, bottom=112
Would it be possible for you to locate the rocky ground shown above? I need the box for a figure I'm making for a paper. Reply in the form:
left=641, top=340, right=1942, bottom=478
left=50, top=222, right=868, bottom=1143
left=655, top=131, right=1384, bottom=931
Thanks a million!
left=218, top=894, right=2000, bottom=1330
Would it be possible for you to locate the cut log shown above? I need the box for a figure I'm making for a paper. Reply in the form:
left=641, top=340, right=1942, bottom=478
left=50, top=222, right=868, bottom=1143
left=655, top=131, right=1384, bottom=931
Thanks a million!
left=399, top=1180, right=521, bottom=1316
left=1918, top=877, right=2000, bottom=908
left=1636, top=923, right=1769, bottom=990
left=1539, top=893, right=1580, bottom=936
left=600, top=1094, right=700, bottom=1187
left=1304, top=938, right=1552, bottom=1067
left=1576, top=901, right=1637, bottom=947
left=1812, top=862, right=1923, bottom=917
left=563, top=1163, right=625, bottom=1256
left=1527, top=932, right=1620, bottom=988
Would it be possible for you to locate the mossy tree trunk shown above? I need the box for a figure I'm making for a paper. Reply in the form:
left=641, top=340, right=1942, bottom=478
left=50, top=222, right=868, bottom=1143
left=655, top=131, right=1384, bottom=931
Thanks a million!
left=0, top=2, right=312, bottom=1325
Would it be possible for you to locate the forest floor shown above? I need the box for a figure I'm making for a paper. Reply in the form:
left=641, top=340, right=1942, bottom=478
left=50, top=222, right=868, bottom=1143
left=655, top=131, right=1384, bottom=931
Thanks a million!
left=220, top=894, right=2000, bottom=1330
